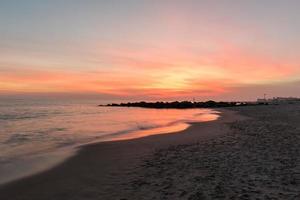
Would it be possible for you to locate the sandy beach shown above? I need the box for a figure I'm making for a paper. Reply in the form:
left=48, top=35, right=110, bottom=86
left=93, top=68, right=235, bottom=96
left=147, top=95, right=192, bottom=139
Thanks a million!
left=125, top=105, right=300, bottom=199
left=1, top=105, right=300, bottom=199
left=2, top=1, right=300, bottom=199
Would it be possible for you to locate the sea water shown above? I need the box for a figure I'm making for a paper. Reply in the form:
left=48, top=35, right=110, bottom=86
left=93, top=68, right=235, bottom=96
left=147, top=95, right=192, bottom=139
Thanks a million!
left=0, top=98, right=219, bottom=184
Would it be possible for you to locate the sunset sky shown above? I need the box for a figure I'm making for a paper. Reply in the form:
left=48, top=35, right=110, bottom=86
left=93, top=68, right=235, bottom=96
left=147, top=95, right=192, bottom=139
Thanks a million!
left=1, top=0, right=300, bottom=101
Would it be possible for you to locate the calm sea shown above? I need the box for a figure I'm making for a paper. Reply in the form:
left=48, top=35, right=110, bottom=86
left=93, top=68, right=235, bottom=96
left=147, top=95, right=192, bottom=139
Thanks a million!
left=0, top=98, right=219, bottom=184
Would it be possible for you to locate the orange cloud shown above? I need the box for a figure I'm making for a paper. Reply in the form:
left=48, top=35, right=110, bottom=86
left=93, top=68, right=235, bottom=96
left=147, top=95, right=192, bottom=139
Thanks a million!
left=1, top=36, right=299, bottom=100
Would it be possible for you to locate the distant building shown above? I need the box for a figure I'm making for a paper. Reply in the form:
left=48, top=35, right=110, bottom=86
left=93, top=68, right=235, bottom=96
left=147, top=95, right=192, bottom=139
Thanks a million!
left=271, top=97, right=300, bottom=104
left=257, top=97, right=300, bottom=104
left=257, top=98, right=267, bottom=103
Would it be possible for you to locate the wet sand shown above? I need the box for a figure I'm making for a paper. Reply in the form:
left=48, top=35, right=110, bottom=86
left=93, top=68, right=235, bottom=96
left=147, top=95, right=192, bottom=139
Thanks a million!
left=1, top=105, right=299, bottom=199
left=0, top=109, right=241, bottom=199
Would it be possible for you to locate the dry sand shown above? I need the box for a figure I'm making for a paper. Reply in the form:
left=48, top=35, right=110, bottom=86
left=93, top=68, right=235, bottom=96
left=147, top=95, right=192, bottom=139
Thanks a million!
left=1, top=105, right=300, bottom=199
left=124, top=105, right=300, bottom=200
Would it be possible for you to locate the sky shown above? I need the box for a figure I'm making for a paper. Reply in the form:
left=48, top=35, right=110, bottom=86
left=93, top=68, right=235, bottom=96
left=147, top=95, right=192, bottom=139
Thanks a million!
left=0, top=0, right=300, bottom=101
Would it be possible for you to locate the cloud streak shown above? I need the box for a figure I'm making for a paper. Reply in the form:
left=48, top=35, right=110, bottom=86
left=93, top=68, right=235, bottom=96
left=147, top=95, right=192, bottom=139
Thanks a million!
left=0, top=1, right=300, bottom=100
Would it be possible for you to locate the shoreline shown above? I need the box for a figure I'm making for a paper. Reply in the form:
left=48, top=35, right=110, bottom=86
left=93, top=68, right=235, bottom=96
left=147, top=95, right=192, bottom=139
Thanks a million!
left=0, top=109, right=244, bottom=199
left=0, top=108, right=219, bottom=186
left=0, top=146, right=77, bottom=186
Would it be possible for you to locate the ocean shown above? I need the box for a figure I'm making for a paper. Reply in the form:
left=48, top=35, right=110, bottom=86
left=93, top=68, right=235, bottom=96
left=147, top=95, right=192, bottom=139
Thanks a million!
left=0, top=98, right=219, bottom=184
